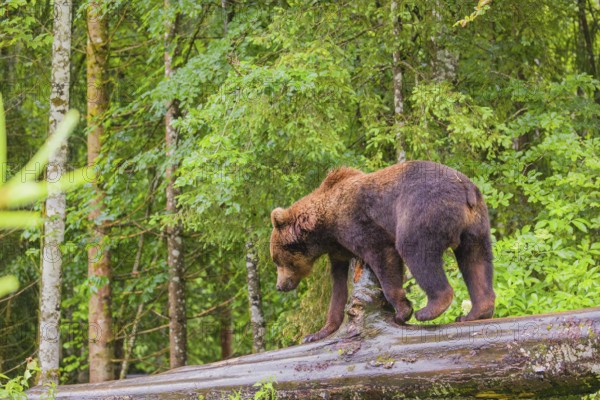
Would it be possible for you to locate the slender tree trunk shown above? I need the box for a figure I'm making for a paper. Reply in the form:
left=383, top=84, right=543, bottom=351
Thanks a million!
left=38, top=0, right=72, bottom=385
left=222, top=0, right=228, bottom=34
left=118, top=240, right=146, bottom=379
left=221, top=0, right=235, bottom=34
left=431, top=1, right=457, bottom=82
left=578, top=0, right=597, bottom=78
left=219, top=304, right=233, bottom=360
left=218, top=262, right=234, bottom=360
left=119, top=175, right=158, bottom=379
left=87, top=0, right=114, bottom=383
left=119, top=303, right=143, bottom=380
left=245, top=240, right=265, bottom=353
left=164, top=0, right=186, bottom=369
left=391, top=0, right=406, bottom=163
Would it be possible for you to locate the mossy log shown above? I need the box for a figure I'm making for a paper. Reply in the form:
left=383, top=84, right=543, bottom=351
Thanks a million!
left=29, top=262, right=600, bottom=399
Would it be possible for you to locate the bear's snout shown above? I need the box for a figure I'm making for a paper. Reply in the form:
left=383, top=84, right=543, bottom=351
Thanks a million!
left=276, top=279, right=298, bottom=292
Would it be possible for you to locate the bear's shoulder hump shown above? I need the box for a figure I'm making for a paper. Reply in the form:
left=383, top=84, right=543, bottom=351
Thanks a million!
left=320, top=167, right=363, bottom=190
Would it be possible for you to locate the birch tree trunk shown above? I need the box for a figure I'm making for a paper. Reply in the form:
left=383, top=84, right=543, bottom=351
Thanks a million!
left=87, top=0, right=114, bottom=383
left=38, top=0, right=72, bottom=385
left=164, top=0, right=187, bottom=369
left=390, top=0, right=406, bottom=163
left=431, top=1, right=457, bottom=82
left=245, top=240, right=266, bottom=353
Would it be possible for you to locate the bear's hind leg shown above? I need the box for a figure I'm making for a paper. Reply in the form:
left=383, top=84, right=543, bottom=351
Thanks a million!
left=453, top=232, right=495, bottom=322
left=397, top=239, right=453, bottom=322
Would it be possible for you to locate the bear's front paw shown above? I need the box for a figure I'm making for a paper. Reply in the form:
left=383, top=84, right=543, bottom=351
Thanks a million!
left=301, top=330, right=329, bottom=344
left=301, top=333, right=319, bottom=343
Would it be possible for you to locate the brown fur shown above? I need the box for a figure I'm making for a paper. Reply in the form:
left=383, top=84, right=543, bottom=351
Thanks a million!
left=270, top=160, right=495, bottom=343
left=318, top=167, right=363, bottom=190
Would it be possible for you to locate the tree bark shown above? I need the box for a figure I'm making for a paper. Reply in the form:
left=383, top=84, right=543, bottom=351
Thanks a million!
left=431, top=1, right=457, bottom=82
left=37, top=0, right=72, bottom=386
left=245, top=240, right=266, bottom=353
left=28, top=261, right=600, bottom=399
left=391, top=0, right=406, bottom=163
left=87, top=0, right=114, bottom=383
left=577, top=0, right=597, bottom=78
left=164, top=0, right=187, bottom=369
left=220, top=304, right=233, bottom=360
left=118, top=238, right=146, bottom=380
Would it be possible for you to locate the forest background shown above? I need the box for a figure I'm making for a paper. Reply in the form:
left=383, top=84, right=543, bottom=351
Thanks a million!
left=0, top=0, right=599, bottom=387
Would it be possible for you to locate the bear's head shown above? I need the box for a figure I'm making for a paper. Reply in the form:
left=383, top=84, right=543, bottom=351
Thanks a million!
left=270, top=207, right=320, bottom=292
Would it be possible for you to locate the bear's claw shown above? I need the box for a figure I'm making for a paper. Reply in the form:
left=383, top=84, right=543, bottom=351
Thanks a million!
left=302, top=332, right=323, bottom=343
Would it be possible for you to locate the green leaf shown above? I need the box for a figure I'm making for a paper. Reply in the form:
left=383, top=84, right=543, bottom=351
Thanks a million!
left=0, top=211, right=42, bottom=229
left=572, top=219, right=588, bottom=233
left=0, top=275, right=19, bottom=297
left=7, top=109, right=80, bottom=185
left=0, top=167, right=89, bottom=209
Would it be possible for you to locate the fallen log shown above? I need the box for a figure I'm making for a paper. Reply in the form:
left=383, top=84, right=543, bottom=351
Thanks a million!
left=29, top=262, right=600, bottom=399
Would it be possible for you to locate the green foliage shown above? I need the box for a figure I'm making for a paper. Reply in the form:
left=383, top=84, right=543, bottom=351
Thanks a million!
left=251, top=379, right=277, bottom=400
left=228, top=378, right=277, bottom=400
left=0, top=0, right=53, bottom=49
left=584, top=390, right=600, bottom=400
left=0, top=359, right=55, bottom=400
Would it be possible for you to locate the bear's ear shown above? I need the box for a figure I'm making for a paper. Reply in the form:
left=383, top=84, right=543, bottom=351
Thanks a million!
left=271, top=207, right=288, bottom=228
left=292, top=213, right=317, bottom=238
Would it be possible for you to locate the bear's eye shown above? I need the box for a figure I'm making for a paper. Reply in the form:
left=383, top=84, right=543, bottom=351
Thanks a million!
left=283, top=241, right=307, bottom=253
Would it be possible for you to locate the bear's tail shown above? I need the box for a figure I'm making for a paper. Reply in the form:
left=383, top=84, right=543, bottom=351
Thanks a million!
left=466, top=184, right=481, bottom=209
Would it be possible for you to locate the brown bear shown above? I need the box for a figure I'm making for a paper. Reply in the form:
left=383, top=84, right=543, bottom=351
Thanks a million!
left=270, top=160, right=495, bottom=343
